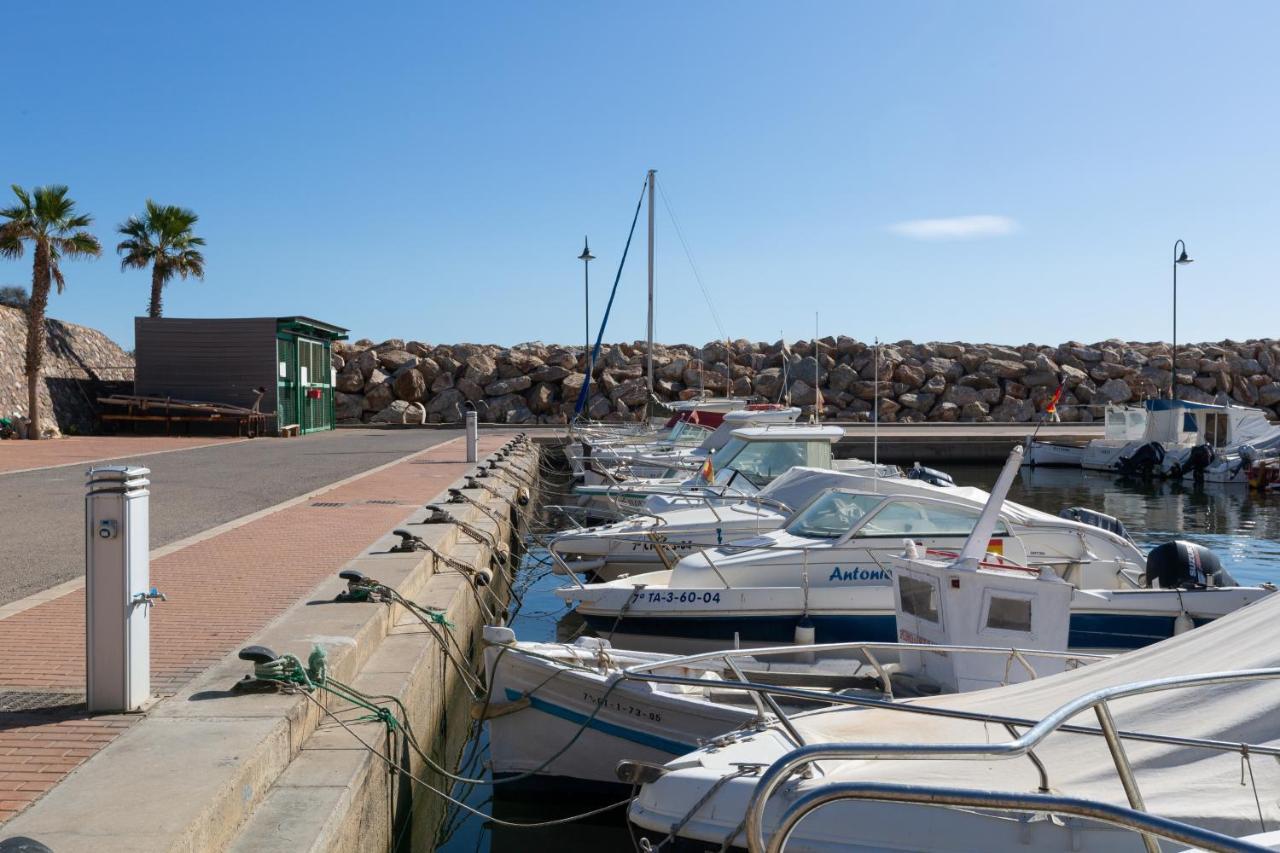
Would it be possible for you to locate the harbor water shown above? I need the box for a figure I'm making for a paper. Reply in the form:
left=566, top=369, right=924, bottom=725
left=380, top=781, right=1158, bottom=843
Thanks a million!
left=428, top=464, right=1280, bottom=852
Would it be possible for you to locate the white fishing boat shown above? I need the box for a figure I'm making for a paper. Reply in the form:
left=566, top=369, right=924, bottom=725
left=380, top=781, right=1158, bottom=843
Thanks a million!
left=484, top=463, right=1106, bottom=788
left=627, top=589, right=1280, bottom=852
left=553, top=465, right=1105, bottom=583
left=1028, top=399, right=1280, bottom=483
left=555, top=448, right=1274, bottom=654
left=1023, top=404, right=1147, bottom=468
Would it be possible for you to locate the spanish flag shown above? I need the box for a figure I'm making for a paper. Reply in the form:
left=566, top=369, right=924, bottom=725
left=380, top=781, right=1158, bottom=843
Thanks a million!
left=1045, top=380, right=1066, bottom=414
left=700, top=453, right=714, bottom=483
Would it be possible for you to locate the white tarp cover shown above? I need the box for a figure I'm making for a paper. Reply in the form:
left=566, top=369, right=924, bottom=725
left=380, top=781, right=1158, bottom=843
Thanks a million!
left=761, top=467, right=1072, bottom=529
left=790, top=592, right=1280, bottom=836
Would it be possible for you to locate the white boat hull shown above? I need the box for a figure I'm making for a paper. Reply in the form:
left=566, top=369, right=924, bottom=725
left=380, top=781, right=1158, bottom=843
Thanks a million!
left=483, top=640, right=753, bottom=785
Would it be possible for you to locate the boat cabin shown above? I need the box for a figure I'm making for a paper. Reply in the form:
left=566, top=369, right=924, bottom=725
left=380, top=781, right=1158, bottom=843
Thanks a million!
left=702, top=425, right=843, bottom=489
left=1139, top=399, right=1276, bottom=450
left=892, top=546, right=1073, bottom=693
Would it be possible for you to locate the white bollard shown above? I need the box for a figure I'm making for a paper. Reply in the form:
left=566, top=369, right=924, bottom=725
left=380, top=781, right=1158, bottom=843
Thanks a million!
left=86, top=466, right=161, bottom=713
left=466, top=410, right=478, bottom=462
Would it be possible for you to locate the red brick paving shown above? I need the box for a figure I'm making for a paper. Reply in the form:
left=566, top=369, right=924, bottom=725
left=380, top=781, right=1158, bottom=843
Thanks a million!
left=0, top=435, right=244, bottom=474
left=0, top=432, right=512, bottom=823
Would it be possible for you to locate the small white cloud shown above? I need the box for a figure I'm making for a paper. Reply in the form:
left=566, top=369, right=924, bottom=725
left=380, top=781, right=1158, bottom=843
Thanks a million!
left=887, top=214, right=1019, bottom=241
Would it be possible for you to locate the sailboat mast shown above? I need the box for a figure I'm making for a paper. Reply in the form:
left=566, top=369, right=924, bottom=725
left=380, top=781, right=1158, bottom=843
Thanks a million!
left=647, top=168, right=656, bottom=395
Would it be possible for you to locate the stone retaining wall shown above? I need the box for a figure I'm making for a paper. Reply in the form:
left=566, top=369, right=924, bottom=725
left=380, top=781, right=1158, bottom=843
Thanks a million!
left=333, top=336, right=1280, bottom=425
left=0, top=305, right=134, bottom=436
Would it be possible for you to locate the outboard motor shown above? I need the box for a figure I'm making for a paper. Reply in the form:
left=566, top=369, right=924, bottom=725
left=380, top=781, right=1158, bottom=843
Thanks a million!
left=1187, top=443, right=1215, bottom=481
left=1058, top=507, right=1133, bottom=543
left=1145, top=540, right=1236, bottom=589
left=1116, top=441, right=1165, bottom=478
left=905, top=463, right=955, bottom=488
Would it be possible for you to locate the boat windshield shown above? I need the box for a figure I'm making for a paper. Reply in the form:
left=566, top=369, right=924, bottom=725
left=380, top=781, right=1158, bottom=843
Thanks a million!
left=666, top=420, right=714, bottom=447
left=785, top=491, right=883, bottom=539
left=715, top=438, right=832, bottom=487
left=852, top=497, right=1008, bottom=538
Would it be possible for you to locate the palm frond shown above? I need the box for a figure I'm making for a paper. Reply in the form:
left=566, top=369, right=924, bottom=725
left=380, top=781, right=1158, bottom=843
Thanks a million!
left=0, top=224, right=25, bottom=259
left=55, top=231, right=102, bottom=259
left=33, top=185, right=71, bottom=224
left=9, top=185, right=32, bottom=211
left=50, top=262, right=66, bottom=294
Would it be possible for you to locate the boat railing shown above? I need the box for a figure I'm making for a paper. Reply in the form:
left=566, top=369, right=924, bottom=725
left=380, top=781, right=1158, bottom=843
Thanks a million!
left=621, top=640, right=1107, bottom=702
left=764, top=782, right=1269, bottom=853
left=541, top=504, right=631, bottom=530
left=741, top=667, right=1280, bottom=853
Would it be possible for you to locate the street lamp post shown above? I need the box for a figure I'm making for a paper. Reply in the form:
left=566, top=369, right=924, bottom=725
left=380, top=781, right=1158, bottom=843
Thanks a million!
left=1171, top=239, right=1193, bottom=399
left=579, top=237, right=595, bottom=374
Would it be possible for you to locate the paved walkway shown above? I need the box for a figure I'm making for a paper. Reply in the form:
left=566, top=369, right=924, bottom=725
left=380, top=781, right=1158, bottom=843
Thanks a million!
left=0, top=431, right=513, bottom=824
left=0, top=428, right=462, bottom=607
left=0, top=436, right=244, bottom=475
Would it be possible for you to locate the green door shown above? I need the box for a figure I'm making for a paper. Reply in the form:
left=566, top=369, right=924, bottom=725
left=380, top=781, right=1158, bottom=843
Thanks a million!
left=298, top=337, right=332, bottom=433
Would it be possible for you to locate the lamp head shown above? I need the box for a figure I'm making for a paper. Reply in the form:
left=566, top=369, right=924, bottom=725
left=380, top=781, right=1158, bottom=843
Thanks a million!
left=578, top=237, right=595, bottom=262
left=1176, top=249, right=1193, bottom=265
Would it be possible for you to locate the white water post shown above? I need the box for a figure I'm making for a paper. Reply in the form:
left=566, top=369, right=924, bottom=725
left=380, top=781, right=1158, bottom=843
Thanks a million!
left=647, top=168, right=656, bottom=396
left=86, top=466, right=158, bottom=713
left=465, top=410, right=478, bottom=462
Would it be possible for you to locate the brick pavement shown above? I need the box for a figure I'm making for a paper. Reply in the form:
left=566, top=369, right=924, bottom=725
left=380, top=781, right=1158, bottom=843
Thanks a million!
left=0, top=431, right=512, bottom=823
left=0, top=435, right=244, bottom=475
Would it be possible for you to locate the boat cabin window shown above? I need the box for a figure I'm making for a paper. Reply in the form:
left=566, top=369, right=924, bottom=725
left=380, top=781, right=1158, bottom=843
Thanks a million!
left=898, top=575, right=939, bottom=623
left=985, top=595, right=1033, bottom=632
left=785, top=491, right=883, bottom=539
left=1202, top=413, right=1229, bottom=448
left=716, top=439, right=832, bottom=487
left=853, top=499, right=1008, bottom=539
left=1105, top=406, right=1148, bottom=441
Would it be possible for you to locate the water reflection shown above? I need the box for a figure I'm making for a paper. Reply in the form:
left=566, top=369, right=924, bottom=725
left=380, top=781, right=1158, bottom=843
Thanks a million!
left=432, top=467, right=1280, bottom=852
left=1001, top=465, right=1280, bottom=585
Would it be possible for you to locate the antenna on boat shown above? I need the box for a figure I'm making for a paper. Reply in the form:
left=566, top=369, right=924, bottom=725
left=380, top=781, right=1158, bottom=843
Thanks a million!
left=873, top=337, right=880, bottom=492
left=957, top=444, right=1024, bottom=568
left=780, top=331, right=791, bottom=407
left=647, top=168, right=656, bottom=397
left=812, top=312, right=822, bottom=424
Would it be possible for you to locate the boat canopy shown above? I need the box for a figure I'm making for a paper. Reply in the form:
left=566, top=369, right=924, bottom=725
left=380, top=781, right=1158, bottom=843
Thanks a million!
left=786, top=591, right=1280, bottom=837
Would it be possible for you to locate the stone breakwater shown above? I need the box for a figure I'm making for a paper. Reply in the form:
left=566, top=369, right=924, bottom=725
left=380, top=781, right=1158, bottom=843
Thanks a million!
left=332, top=337, right=1280, bottom=425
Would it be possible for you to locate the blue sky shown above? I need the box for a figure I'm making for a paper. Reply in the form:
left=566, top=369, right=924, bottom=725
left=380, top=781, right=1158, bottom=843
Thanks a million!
left=3, top=2, right=1278, bottom=350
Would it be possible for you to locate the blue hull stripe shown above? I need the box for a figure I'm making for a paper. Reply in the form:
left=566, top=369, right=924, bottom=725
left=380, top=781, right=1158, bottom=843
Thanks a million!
left=504, top=688, right=696, bottom=756
left=581, top=613, right=898, bottom=645
left=582, top=613, right=1214, bottom=651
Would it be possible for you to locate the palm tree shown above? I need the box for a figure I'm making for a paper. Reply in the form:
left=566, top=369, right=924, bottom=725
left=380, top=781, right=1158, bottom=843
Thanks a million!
left=117, top=200, right=206, bottom=318
left=0, top=185, right=102, bottom=439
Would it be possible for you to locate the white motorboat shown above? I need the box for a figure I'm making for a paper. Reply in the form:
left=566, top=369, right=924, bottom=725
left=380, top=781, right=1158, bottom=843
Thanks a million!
left=556, top=448, right=1274, bottom=654
left=552, top=465, right=1102, bottom=583
left=571, top=424, right=897, bottom=514
left=564, top=397, right=748, bottom=477
left=485, top=465, right=1106, bottom=788
left=627, top=588, right=1280, bottom=852
left=580, top=406, right=800, bottom=485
